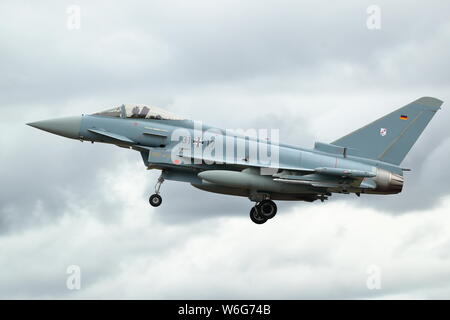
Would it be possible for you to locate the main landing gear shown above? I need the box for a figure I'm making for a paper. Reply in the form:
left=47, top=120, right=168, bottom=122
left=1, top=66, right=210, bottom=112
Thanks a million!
left=249, top=200, right=277, bottom=224
left=149, top=175, right=164, bottom=207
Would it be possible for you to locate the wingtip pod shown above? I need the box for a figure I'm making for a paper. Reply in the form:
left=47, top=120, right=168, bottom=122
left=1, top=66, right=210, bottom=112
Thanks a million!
left=414, top=97, right=444, bottom=111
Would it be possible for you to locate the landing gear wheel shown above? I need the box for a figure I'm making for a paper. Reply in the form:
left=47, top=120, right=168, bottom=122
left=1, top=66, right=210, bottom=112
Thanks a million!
left=250, top=206, right=267, bottom=224
left=149, top=174, right=164, bottom=207
left=149, top=194, right=162, bottom=207
left=258, top=200, right=277, bottom=219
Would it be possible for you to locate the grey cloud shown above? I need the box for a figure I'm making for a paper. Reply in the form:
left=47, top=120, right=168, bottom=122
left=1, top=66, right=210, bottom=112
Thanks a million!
left=0, top=121, right=133, bottom=234
left=2, top=1, right=450, bottom=106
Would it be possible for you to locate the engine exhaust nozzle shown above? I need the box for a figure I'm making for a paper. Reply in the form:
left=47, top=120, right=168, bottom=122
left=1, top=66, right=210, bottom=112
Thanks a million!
left=374, top=168, right=404, bottom=194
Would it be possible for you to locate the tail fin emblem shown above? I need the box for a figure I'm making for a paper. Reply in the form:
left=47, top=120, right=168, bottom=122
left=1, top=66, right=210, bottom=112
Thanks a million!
left=380, top=128, right=387, bottom=136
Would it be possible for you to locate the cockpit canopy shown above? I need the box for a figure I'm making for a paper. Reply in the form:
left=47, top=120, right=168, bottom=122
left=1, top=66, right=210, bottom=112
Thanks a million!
left=92, top=104, right=184, bottom=120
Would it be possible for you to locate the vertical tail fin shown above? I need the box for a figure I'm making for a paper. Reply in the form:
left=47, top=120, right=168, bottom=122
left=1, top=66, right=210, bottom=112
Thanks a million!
left=332, top=97, right=443, bottom=165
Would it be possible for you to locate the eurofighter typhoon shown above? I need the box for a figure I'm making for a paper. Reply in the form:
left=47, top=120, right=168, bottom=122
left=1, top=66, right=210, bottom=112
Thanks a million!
left=27, top=97, right=443, bottom=224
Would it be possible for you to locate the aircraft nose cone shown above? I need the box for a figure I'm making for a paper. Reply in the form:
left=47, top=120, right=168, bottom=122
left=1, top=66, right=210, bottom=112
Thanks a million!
left=27, top=116, right=82, bottom=139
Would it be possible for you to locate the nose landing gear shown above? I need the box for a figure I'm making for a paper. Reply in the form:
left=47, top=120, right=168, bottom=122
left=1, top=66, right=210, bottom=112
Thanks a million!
left=149, top=194, right=162, bottom=207
left=249, top=200, right=277, bottom=224
left=149, top=175, right=164, bottom=207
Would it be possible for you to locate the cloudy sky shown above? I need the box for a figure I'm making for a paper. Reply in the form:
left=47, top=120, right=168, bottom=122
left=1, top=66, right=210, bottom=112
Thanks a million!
left=1, top=0, right=450, bottom=299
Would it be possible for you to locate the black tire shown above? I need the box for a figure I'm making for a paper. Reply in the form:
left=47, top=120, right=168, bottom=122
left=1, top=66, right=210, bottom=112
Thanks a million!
left=149, top=194, right=162, bottom=207
left=258, top=200, right=277, bottom=219
left=250, top=206, right=267, bottom=224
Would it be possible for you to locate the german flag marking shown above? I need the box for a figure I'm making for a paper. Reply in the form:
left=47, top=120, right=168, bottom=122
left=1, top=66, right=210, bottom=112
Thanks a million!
left=400, top=115, right=408, bottom=120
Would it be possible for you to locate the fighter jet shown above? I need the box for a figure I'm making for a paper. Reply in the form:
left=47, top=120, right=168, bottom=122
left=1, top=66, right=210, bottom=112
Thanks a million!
left=27, top=97, right=443, bottom=224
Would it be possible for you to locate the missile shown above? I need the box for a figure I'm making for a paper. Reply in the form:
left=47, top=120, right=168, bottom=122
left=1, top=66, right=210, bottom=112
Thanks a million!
left=197, top=169, right=309, bottom=193
left=314, top=167, right=376, bottom=178
left=198, top=170, right=267, bottom=189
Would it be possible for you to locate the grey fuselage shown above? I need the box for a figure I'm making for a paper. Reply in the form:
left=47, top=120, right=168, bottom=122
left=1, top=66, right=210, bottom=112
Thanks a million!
left=75, top=115, right=403, bottom=201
